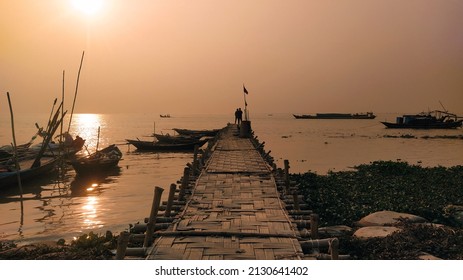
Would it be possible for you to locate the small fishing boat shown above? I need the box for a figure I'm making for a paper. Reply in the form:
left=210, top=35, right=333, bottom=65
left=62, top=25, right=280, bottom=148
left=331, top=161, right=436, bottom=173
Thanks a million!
left=0, top=157, right=59, bottom=188
left=126, top=138, right=209, bottom=151
left=381, top=110, right=462, bottom=129
left=160, top=114, right=171, bottom=118
left=30, top=134, right=85, bottom=157
left=172, top=128, right=220, bottom=137
left=69, top=144, right=123, bottom=175
left=152, top=133, right=203, bottom=144
left=293, top=112, right=376, bottom=119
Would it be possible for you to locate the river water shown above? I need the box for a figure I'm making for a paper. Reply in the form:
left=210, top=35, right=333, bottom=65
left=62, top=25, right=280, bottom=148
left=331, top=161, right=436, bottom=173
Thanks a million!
left=1, top=112, right=462, bottom=244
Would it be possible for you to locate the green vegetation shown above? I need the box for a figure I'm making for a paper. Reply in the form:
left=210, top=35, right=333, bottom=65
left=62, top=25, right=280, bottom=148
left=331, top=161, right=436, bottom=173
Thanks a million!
left=293, top=161, right=463, bottom=259
left=293, top=161, right=463, bottom=227
left=0, top=231, right=117, bottom=260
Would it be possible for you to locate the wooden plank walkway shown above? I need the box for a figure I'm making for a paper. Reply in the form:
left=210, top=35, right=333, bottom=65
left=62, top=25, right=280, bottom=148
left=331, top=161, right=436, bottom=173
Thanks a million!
left=145, top=124, right=304, bottom=260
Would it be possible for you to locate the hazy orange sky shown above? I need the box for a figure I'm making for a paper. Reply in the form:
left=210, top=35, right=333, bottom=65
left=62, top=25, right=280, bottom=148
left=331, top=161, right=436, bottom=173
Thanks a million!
left=1, top=0, right=462, bottom=115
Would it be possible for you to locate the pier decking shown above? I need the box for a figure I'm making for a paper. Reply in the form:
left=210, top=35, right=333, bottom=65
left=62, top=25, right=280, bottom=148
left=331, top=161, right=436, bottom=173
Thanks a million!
left=119, top=124, right=340, bottom=260
left=146, top=124, right=303, bottom=260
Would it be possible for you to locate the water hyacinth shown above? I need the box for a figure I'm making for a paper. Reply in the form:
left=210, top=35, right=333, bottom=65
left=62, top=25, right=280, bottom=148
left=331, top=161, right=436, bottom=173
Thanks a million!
left=293, top=160, right=463, bottom=227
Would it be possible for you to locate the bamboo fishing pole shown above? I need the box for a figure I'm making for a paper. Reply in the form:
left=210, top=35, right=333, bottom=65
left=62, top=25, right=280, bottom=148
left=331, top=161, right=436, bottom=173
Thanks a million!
left=60, top=70, right=65, bottom=145
left=44, top=98, right=58, bottom=139
left=6, top=92, right=24, bottom=198
left=67, top=51, right=85, bottom=132
left=31, top=102, right=66, bottom=168
left=96, top=126, right=100, bottom=152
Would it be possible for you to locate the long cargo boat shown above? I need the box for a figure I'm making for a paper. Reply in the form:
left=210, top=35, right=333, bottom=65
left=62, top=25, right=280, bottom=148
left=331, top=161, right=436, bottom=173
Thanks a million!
left=293, top=112, right=376, bottom=119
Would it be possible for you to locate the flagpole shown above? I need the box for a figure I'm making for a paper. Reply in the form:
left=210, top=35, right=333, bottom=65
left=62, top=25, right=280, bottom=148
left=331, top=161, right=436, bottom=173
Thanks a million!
left=243, top=84, right=248, bottom=121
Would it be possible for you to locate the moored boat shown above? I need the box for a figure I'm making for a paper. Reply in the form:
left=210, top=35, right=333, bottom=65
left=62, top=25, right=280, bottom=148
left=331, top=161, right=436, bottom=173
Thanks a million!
left=69, top=144, right=122, bottom=175
left=152, top=133, right=203, bottom=144
left=381, top=110, right=462, bottom=129
left=293, top=112, right=376, bottom=119
left=0, top=156, right=60, bottom=188
left=126, top=138, right=208, bottom=151
left=172, top=128, right=220, bottom=137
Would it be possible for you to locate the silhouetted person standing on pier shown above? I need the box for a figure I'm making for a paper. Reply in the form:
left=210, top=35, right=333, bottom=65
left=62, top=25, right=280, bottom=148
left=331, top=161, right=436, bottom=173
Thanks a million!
left=234, top=108, right=239, bottom=124
left=237, top=108, right=243, bottom=125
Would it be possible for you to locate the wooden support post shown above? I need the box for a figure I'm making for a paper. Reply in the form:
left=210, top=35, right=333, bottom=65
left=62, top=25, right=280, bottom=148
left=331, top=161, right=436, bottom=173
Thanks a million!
left=131, top=223, right=171, bottom=234
left=124, top=247, right=146, bottom=257
left=115, top=231, right=131, bottom=260
left=295, top=220, right=310, bottom=229
left=310, top=213, right=319, bottom=240
left=143, top=217, right=175, bottom=223
left=292, top=192, right=300, bottom=211
left=164, top=183, right=176, bottom=217
left=330, top=238, right=339, bottom=260
left=263, top=150, right=272, bottom=161
left=143, top=186, right=164, bottom=247
left=284, top=159, right=290, bottom=193
left=179, top=167, right=190, bottom=201
left=192, top=145, right=199, bottom=175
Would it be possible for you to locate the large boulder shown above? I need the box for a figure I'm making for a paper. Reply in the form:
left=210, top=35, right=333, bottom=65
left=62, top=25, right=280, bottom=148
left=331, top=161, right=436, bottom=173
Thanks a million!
left=355, top=210, right=427, bottom=227
left=353, top=226, right=401, bottom=239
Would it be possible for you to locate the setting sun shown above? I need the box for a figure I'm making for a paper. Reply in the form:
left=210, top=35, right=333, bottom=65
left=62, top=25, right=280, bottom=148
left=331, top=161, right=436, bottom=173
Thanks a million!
left=71, top=0, right=104, bottom=16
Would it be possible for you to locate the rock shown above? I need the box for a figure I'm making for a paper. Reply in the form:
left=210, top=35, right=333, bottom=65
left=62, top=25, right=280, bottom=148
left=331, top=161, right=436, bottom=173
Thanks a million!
left=356, top=210, right=427, bottom=227
left=353, top=226, right=401, bottom=239
left=417, top=252, right=442, bottom=260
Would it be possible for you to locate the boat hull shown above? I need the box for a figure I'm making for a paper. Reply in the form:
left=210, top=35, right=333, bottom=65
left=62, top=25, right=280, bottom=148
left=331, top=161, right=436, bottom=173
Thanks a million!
left=0, top=157, right=59, bottom=188
left=69, top=145, right=122, bottom=175
left=381, top=120, right=462, bottom=129
left=293, top=113, right=376, bottom=119
left=172, top=128, right=220, bottom=137
left=126, top=139, right=208, bottom=151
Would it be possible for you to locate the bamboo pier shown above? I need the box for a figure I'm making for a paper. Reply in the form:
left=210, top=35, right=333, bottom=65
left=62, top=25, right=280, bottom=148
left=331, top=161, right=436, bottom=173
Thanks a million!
left=117, top=124, right=340, bottom=260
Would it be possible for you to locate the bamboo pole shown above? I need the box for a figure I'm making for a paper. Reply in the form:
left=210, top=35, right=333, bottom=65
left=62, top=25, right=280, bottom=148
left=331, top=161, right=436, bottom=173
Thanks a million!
left=179, top=167, right=190, bottom=201
left=284, top=159, right=290, bottom=193
left=96, top=126, right=100, bottom=152
left=130, top=223, right=171, bottom=234
left=6, top=92, right=24, bottom=198
left=67, top=51, right=85, bottom=132
left=143, top=186, right=164, bottom=247
left=115, top=231, right=131, bottom=260
left=164, top=183, right=177, bottom=217
left=292, top=192, right=300, bottom=211
left=31, top=103, right=66, bottom=168
left=143, top=217, right=175, bottom=224
left=192, top=145, right=199, bottom=175
left=310, top=214, right=319, bottom=240
left=330, top=238, right=339, bottom=260
left=60, top=70, right=65, bottom=147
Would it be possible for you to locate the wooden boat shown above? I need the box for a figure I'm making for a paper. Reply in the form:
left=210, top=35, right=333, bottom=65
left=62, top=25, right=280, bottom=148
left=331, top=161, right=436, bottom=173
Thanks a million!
left=160, top=114, right=171, bottom=118
left=30, top=135, right=85, bottom=157
left=126, top=138, right=208, bottom=151
left=293, top=112, right=376, bottom=119
left=0, top=157, right=59, bottom=188
left=172, top=128, right=220, bottom=137
left=381, top=110, right=463, bottom=129
left=69, top=144, right=123, bottom=175
left=152, top=133, right=203, bottom=144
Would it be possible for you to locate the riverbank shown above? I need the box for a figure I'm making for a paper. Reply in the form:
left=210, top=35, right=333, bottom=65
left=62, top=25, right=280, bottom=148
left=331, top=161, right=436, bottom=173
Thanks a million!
left=294, top=160, right=463, bottom=259
left=1, top=161, right=462, bottom=260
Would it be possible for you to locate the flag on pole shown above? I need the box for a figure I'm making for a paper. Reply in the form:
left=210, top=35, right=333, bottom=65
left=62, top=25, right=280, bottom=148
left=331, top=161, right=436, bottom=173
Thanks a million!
left=243, top=85, right=248, bottom=94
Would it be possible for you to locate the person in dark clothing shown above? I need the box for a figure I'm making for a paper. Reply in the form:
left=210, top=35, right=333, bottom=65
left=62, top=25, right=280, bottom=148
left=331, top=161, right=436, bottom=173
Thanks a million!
left=237, top=108, right=243, bottom=125
left=234, top=108, right=240, bottom=124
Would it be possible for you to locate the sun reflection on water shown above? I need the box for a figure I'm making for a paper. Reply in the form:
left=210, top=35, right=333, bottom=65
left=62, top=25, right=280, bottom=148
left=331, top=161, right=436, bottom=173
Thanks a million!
left=70, top=114, right=104, bottom=152
left=82, top=196, right=102, bottom=229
